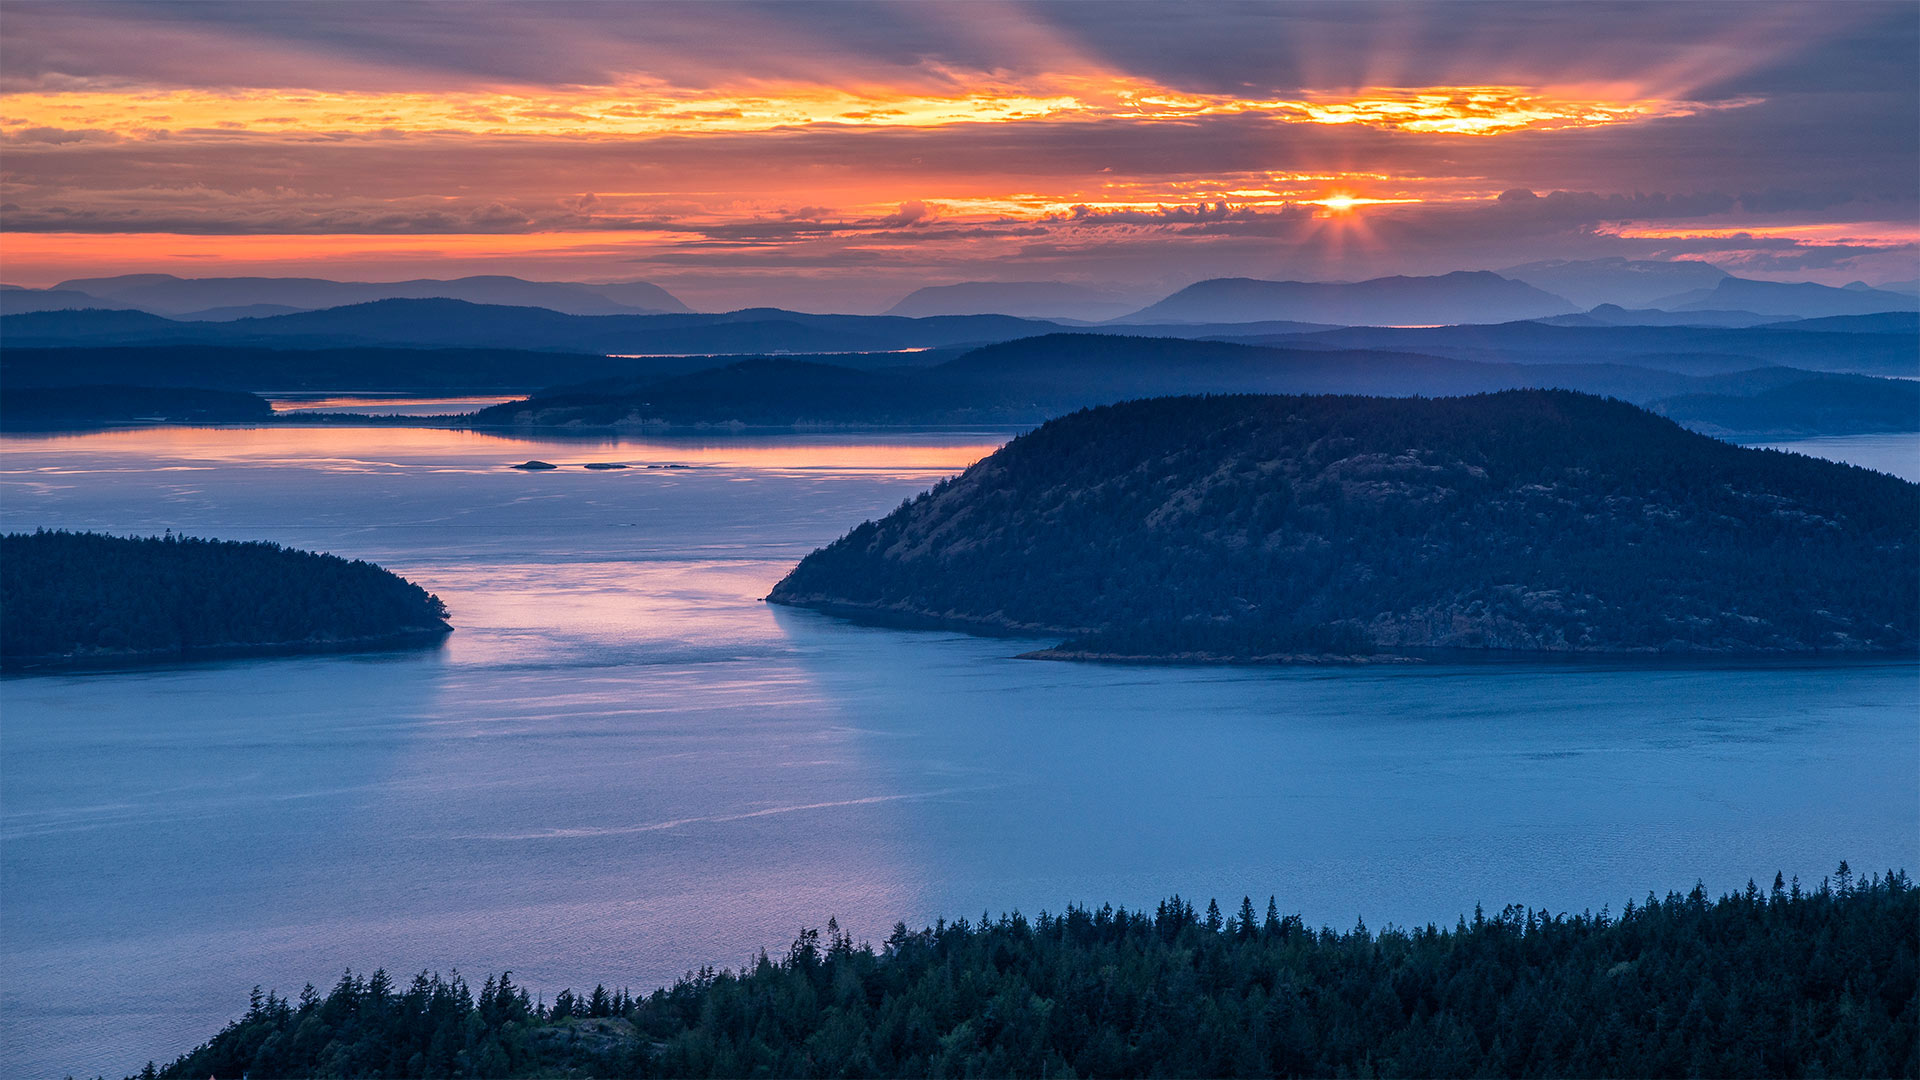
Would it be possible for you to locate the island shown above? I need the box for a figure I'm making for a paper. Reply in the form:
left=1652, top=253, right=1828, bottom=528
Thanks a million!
left=140, top=869, right=1913, bottom=1078
left=1, top=530, right=450, bottom=670
left=769, top=390, right=1919, bottom=661
left=457, top=333, right=1918, bottom=437
left=0, top=384, right=273, bottom=429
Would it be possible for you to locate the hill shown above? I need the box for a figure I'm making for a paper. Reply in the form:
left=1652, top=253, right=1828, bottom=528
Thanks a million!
left=472, top=359, right=938, bottom=427
left=1758, top=311, right=1920, bottom=334
left=469, top=334, right=1914, bottom=437
left=0, top=385, right=273, bottom=429
left=1498, top=257, right=1729, bottom=309
left=0, top=287, right=141, bottom=316
left=146, top=871, right=1916, bottom=1079
left=884, top=281, right=1141, bottom=321
left=1652, top=277, right=1920, bottom=317
left=1, top=307, right=185, bottom=339
left=0, top=531, right=450, bottom=670
left=14, top=301, right=1909, bottom=380
left=1648, top=375, right=1920, bottom=438
left=1242, top=321, right=1919, bottom=377
left=49, top=273, right=691, bottom=316
left=769, top=391, right=1918, bottom=660
left=0, top=298, right=1059, bottom=355
left=0, top=344, right=715, bottom=393
left=1532, top=304, right=1778, bottom=328
left=1120, top=271, right=1576, bottom=325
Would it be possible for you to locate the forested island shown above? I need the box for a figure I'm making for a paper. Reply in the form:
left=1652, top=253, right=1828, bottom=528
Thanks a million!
left=5, top=328, right=1914, bottom=437
left=141, top=868, right=1914, bottom=1078
left=769, top=391, right=1918, bottom=660
left=459, top=333, right=1918, bottom=436
left=0, top=385, right=272, bottom=429
left=1, top=531, right=450, bottom=670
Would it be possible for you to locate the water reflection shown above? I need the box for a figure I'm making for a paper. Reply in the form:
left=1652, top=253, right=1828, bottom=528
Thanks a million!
left=0, top=424, right=1914, bottom=1080
left=1, top=425, right=1010, bottom=476
left=268, top=394, right=522, bottom=415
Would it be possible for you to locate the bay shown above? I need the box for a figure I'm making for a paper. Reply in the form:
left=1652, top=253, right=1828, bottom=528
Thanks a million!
left=2, top=425, right=1915, bottom=1079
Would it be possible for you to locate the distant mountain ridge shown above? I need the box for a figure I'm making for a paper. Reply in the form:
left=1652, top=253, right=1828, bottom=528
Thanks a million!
left=9, top=297, right=1913, bottom=388
left=1222, top=321, right=1919, bottom=377
left=1651, top=277, right=1920, bottom=317
left=1499, top=258, right=1730, bottom=309
left=7, top=273, right=691, bottom=317
left=0, top=298, right=1060, bottom=354
left=884, top=281, right=1144, bottom=322
left=1120, top=271, right=1577, bottom=326
left=466, top=332, right=1916, bottom=438
left=1532, top=304, right=1782, bottom=329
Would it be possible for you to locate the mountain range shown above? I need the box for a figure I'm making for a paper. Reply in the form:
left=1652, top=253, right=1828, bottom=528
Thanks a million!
left=0, top=274, right=690, bottom=319
left=1647, top=277, right=1920, bottom=317
left=8, top=297, right=1915, bottom=382
left=462, top=332, right=1917, bottom=439
left=1496, top=258, right=1731, bottom=310
left=6, top=262, right=1916, bottom=330
left=883, top=281, right=1147, bottom=322
left=1116, top=271, right=1578, bottom=325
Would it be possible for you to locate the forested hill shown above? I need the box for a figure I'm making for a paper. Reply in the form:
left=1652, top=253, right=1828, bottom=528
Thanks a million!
left=0, top=385, right=271, bottom=429
left=144, top=869, right=1915, bottom=1079
left=1, top=531, right=450, bottom=670
left=769, top=391, right=1919, bottom=660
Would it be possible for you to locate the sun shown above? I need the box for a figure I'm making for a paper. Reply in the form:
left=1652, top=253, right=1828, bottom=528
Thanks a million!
left=1319, top=194, right=1359, bottom=213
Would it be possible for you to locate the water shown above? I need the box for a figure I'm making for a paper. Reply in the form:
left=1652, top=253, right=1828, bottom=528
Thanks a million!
left=1748, top=431, right=1920, bottom=482
left=2, top=425, right=1916, bottom=1079
left=266, top=394, right=521, bottom=416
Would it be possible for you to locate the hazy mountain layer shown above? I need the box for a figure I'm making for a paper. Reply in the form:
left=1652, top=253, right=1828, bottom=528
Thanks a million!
left=465, top=332, right=1914, bottom=436
left=1230, top=322, right=1920, bottom=376
left=884, top=281, right=1143, bottom=321
left=45, top=273, right=691, bottom=316
left=1498, top=258, right=1729, bottom=309
left=1120, top=271, right=1577, bottom=325
left=0, top=298, right=1058, bottom=354
left=1652, top=277, right=1920, bottom=317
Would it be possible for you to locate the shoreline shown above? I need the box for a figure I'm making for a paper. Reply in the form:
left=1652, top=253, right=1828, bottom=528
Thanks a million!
left=771, top=597, right=1920, bottom=667
left=1, top=625, right=452, bottom=676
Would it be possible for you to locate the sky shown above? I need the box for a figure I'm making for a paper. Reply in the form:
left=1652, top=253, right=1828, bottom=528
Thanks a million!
left=2, top=0, right=1916, bottom=311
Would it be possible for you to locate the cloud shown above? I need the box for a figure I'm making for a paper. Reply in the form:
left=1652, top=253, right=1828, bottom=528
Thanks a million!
left=2, top=1, right=1914, bottom=306
left=877, top=200, right=937, bottom=227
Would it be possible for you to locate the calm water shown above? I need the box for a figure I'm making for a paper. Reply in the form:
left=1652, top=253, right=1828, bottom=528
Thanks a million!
left=2, top=426, right=1916, bottom=1079
left=267, top=394, right=521, bottom=415
left=1749, top=432, right=1920, bottom=482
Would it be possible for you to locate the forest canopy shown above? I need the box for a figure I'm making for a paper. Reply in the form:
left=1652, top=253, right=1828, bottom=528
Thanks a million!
left=1, top=530, right=450, bottom=669
left=143, top=867, right=1916, bottom=1079
left=770, top=390, right=1919, bottom=660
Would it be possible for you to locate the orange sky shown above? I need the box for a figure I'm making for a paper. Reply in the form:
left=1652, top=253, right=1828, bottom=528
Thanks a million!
left=2, top=2, right=1914, bottom=309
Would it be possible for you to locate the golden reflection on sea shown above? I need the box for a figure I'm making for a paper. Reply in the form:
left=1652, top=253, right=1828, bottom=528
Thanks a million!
left=0, top=425, right=1011, bottom=478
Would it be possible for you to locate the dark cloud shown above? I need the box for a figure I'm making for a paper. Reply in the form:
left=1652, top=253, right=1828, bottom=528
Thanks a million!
left=10, top=1, right=1908, bottom=101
